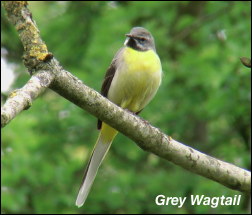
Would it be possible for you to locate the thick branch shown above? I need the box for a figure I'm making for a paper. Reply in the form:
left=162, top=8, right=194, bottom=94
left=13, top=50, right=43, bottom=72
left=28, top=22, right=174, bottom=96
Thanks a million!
left=1, top=70, right=54, bottom=127
left=2, top=1, right=251, bottom=194
left=50, top=62, right=251, bottom=193
left=2, top=1, right=53, bottom=70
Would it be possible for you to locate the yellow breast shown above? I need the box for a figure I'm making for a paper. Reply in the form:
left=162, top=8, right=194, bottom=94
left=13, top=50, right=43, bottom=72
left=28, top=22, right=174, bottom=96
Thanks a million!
left=108, top=47, right=162, bottom=112
left=123, top=47, right=161, bottom=75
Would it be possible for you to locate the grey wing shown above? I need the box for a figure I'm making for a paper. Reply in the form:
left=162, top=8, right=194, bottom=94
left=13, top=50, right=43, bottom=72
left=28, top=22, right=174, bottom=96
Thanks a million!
left=97, top=47, right=124, bottom=129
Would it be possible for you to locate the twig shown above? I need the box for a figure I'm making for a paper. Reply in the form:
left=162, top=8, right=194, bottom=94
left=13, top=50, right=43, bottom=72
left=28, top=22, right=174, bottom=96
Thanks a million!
left=1, top=70, right=54, bottom=127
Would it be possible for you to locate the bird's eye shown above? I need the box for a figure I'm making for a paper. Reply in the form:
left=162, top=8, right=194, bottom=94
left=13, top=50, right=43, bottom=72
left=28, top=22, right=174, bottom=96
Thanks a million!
left=139, top=38, right=145, bottom=43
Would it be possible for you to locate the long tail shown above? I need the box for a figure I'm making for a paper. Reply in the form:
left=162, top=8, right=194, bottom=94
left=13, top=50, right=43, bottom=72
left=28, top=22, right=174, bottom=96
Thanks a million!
left=75, top=123, right=118, bottom=207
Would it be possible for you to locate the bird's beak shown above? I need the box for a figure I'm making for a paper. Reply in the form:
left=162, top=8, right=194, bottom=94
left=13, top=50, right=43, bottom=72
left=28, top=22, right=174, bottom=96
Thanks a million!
left=125, top=34, right=133, bottom=38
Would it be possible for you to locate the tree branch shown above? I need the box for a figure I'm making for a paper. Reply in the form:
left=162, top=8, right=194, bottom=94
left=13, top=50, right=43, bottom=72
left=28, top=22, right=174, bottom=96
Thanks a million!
left=1, top=1, right=54, bottom=127
left=50, top=63, right=251, bottom=193
left=2, top=1, right=53, bottom=71
left=1, top=70, right=54, bottom=127
left=2, top=1, right=251, bottom=194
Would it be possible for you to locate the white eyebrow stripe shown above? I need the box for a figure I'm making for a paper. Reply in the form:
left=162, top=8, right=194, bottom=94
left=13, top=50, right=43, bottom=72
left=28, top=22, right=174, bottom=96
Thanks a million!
left=124, top=37, right=130, bottom=46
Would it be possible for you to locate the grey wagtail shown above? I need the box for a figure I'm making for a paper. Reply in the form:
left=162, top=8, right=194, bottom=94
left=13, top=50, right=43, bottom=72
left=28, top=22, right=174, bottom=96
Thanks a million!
left=76, top=27, right=162, bottom=207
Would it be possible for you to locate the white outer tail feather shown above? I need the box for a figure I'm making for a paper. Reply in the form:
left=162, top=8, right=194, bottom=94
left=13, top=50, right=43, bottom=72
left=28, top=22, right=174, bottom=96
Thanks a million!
left=75, top=134, right=112, bottom=207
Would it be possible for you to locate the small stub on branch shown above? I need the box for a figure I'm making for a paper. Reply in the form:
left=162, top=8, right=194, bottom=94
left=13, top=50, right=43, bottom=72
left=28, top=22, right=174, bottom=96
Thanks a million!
left=168, top=136, right=173, bottom=142
left=240, top=57, right=251, bottom=68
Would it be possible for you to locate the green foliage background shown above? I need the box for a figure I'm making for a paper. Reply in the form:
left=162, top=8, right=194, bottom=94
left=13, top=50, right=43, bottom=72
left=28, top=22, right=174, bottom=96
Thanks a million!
left=1, top=1, right=251, bottom=214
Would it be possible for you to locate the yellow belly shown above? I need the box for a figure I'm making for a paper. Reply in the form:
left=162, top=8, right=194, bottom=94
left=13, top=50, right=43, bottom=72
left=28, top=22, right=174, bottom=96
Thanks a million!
left=108, top=47, right=162, bottom=112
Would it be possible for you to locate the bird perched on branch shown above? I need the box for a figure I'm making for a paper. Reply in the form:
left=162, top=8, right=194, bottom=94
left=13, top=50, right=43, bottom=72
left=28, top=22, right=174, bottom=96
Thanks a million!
left=76, top=27, right=162, bottom=207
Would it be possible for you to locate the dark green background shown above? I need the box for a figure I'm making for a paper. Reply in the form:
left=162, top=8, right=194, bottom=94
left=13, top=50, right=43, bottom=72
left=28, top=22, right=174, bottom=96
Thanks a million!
left=1, top=1, right=251, bottom=214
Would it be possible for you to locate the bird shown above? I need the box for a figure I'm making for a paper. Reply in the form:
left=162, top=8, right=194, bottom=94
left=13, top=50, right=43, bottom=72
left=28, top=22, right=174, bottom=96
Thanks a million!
left=76, top=27, right=162, bottom=207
